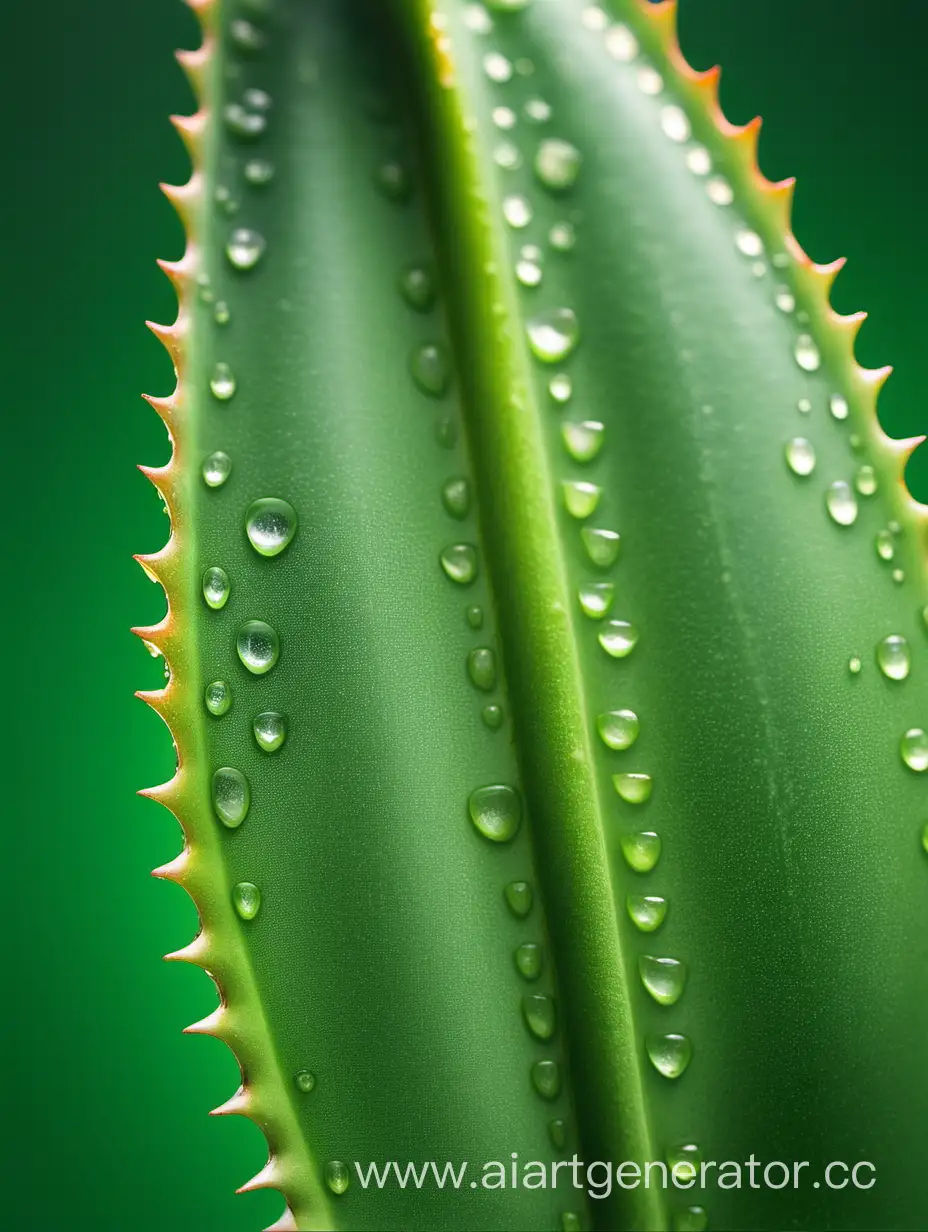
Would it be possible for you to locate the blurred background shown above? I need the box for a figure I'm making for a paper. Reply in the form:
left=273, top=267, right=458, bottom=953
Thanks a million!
left=3, top=1, right=925, bottom=1227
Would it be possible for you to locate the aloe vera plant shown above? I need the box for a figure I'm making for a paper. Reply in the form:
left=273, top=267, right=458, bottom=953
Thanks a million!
left=137, top=1, right=928, bottom=1228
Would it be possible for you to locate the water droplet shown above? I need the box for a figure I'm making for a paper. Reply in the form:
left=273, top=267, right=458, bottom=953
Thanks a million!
left=893, top=568, right=906, bottom=585
left=236, top=619, right=280, bottom=674
left=597, top=709, right=639, bottom=750
left=627, top=894, right=667, bottom=932
left=673, top=1207, right=708, bottom=1232
left=230, top=18, right=265, bottom=51
left=921, top=821, right=928, bottom=854
left=245, top=497, right=298, bottom=557
left=493, top=105, right=517, bottom=129
left=785, top=436, right=816, bottom=477
left=581, top=527, right=620, bottom=568
left=325, top=1161, right=350, bottom=1195
left=775, top=286, right=795, bottom=314
left=466, top=605, right=484, bottom=629
left=205, top=680, right=232, bottom=717
left=901, top=729, right=928, bottom=772
left=660, top=105, right=690, bottom=143
left=435, top=415, right=458, bottom=448
left=559, top=479, right=602, bottom=522
left=226, top=227, right=266, bottom=270
left=210, top=362, right=236, bottom=401
left=376, top=161, right=412, bottom=202
left=522, top=994, right=556, bottom=1040
left=294, top=1070, right=316, bottom=1093
left=620, top=830, right=661, bottom=872
left=399, top=263, right=436, bottom=311
left=515, top=942, right=543, bottom=980
left=531, top=1059, right=561, bottom=1100
left=212, top=766, right=251, bottom=828
left=214, top=300, right=230, bottom=325
left=502, top=194, right=533, bottom=228
left=548, top=372, right=573, bottom=403
left=494, top=141, right=522, bottom=170
left=578, top=582, right=614, bottom=619
left=505, top=880, right=532, bottom=917
left=848, top=656, right=862, bottom=675
left=203, top=566, right=231, bottom=610
left=706, top=175, right=734, bottom=206
left=825, top=480, right=858, bottom=527
left=410, top=342, right=450, bottom=396
left=245, top=157, right=275, bottom=185
left=484, top=51, right=513, bottom=82
left=524, top=97, right=552, bottom=123
left=877, top=634, right=911, bottom=681
left=613, top=772, right=653, bottom=804
left=794, top=333, right=821, bottom=372
left=202, top=451, right=232, bottom=488
left=646, top=1033, right=692, bottom=1078
left=464, top=3, right=493, bottom=33
left=440, top=543, right=479, bottom=585
left=516, top=243, right=543, bottom=286
left=598, top=620, right=639, bottom=658
left=797, top=397, right=812, bottom=414
left=605, top=24, right=638, bottom=61
left=441, top=477, right=471, bottom=519
left=253, top=711, right=288, bottom=752
left=527, top=308, right=579, bottom=362
left=468, top=784, right=522, bottom=842
left=482, top=703, right=503, bottom=729
left=468, top=647, right=497, bottom=691
left=639, top=955, right=687, bottom=1005
left=686, top=146, right=711, bottom=176
left=549, top=224, right=577, bottom=257
left=875, top=529, right=895, bottom=562
left=534, top=139, right=582, bottom=191
left=215, top=184, right=238, bottom=215
left=736, top=228, right=764, bottom=258
left=667, top=1144, right=702, bottom=1186
left=855, top=464, right=877, bottom=497
left=829, top=393, right=849, bottom=421
left=636, top=66, right=663, bottom=95
left=232, top=881, right=262, bottom=920
left=561, top=419, right=604, bottom=462
left=549, top=1119, right=567, bottom=1149
left=581, top=5, right=608, bottom=29
left=223, top=101, right=267, bottom=139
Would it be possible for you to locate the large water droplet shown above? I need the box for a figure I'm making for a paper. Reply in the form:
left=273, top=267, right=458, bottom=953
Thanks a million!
left=599, top=620, right=639, bottom=658
left=410, top=343, right=450, bottom=396
left=876, top=634, right=910, bottom=681
left=522, top=994, right=556, bottom=1040
left=597, top=710, right=639, bottom=750
left=226, top=227, right=266, bottom=270
left=900, top=728, right=928, bottom=772
left=399, top=263, right=436, bottom=311
left=794, top=333, right=821, bottom=372
left=620, top=830, right=661, bottom=872
left=440, top=543, right=478, bottom=585
left=502, top=194, right=533, bottom=228
left=646, top=1033, right=692, bottom=1079
left=236, top=619, right=280, bottom=674
left=561, top=419, right=604, bottom=462
left=482, top=704, right=503, bottom=730
left=505, top=880, right=532, bottom=917
left=232, top=881, right=262, bottom=920
left=825, top=480, right=858, bottom=526
left=468, top=784, right=521, bottom=842
left=203, top=566, right=231, bottom=610
left=441, top=477, right=471, bottom=519
left=515, top=942, right=543, bottom=980
left=245, top=498, right=298, bottom=557
left=212, top=766, right=251, bottom=828
left=254, top=711, right=287, bottom=752
left=527, top=307, right=579, bottom=362
left=325, top=1161, right=350, bottom=1195
left=581, top=527, right=620, bottom=568
left=534, top=139, right=582, bottom=190
left=785, top=437, right=815, bottom=477
left=531, top=1059, right=561, bottom=1100
left=578, top=582, right=614, bottom=619
left=561, top=480, right=601, bottom=519
left=639, top=955, right=687, bottom=1005
left=202, top=451, right=232, bottom=488
left=210, top=362, right=236, bottom=401
left=294, top=1070, right=316, bottom=1093
left=467, top=647, right=497, bottom=691
left=627, top=894, right=667, bottom=932
left=614, top=772, right=653, bottom=804
left=205, top=680, right=232, bottom=717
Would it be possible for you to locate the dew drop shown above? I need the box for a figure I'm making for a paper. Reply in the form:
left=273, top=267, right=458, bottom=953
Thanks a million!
left=441, top=477, right=471, bottom=519
left=223, top=101, right=266, bottom=140
left=598, top=620, right=639, bottom=658
left=620, top=830, right=661, bottom=872
left=901, top=728, right=928, bottom=772
left=561, top=480, right=600, bottom=519
left=210, top=362, right=236, bottom=401
left=785, top=437, right=816, bottom=477
left=376, top=161, right=412, bottom=202
left=205, top=680, right=232, bottom=717
left=399, top=262, right=437, bottom=311
left=597, top=709, right=639, bottom=750
left=245, top=497, right=298, bottom=557
left=515, top=942, right=543, bottom=980
left=706, top=175, right=734, bottom=206
left=562, top=1214, right=581, bottom=1232
left=549, top=372, right=573, bottom=403
left=468, top=783, right=522, bottom=842
left=232, top=881, right=262, bottom=921
left=673, top=1207, right=708, bottom=1232
left=627, top=894, right=667, bottom=932
left=855, top=464, right=877, bottom=497
left=549, top=1119, right=567, bottom=1149
left=614, top=772, right=653, bottom=804
left=848, top=656, right=862, bottom=675
left=253, top=711, right=288, bottom=752
left=686, top=146, right=711, bottom=176
left=549, top=221, right=576, bottom=252
left=580, top=4, right=608, bottom=29
left=829, top=393, right=849, bottom=421
left=637, top=66, right=663, bottom=95
left=531, top=1059, right=561, bottom=1100
left=825, top=480, right=858, bottom=527
left=245, top=157, right=275, bottom=185
left=483, top=51, right=513, bottom=82
left=877, top=634, right=911, bottom=682
left=522, top=994, right=557, bottom=1041
left=639, top=955, right=687, bottom=1006
left=466, top=605, right=484, bottom=630
left=440, top=543, right=478, bottom=585
left=464, top=3, right=493, bottom=33
left=922, top=822, right=928, bottom=854
left=581, top=527, right=621, bottom=568
left=202, top=451, right=232, bottom=488
left=230, top=18, right=265, bottom=51
left=797, top=397, right=812, bottom=414
left=735, top=228, right=764, bottom=258
left=875, top=529, right=895, bottom=562
left=660, top=105, right=690, bottom=143
left=493, top=105, right=517, bottom=129
left=794, top=333, right=821, bottom=372
left=892, top=568, right=906, bottom=585
left=516, top=256, right=543, bottom=286
left=214, top=300, right=230, bottom=325
left=203, top=566, right=231, bottom=610
left=494, top=141, right=522, bottom=170
left=527, top=307, right=579, bottom=362
left=325, top=1161, right=350, bottom=1195
left=467, top=647, right=497, bottom=691
left=524, top=97, right=552, bottom=123
left=294, top=1070, right=316, bottom=1093
left=561, top=419, right=604, bottom=462
left=605, top=24, right=639, bottom=61
left=482, top=703, right=503, bottom=730
left=410, top=342, right=450, bottom=396
left=775, top=286, right=795, bottom=314
left=435, top=415, right=458, bottom=449
left=534, top=139, right=582, bottom=191
left=505, top=880, right=532, bottom=917
left=502, top=194, right=533, bottom=228
left=646, top=1033, right=692, bottom=1079
left=212, top=766, right=251, bottom=828
left=226, top=227, right=266, bottom=270
left=578, top=582, right=614, bottom=619
left=236, top=619, right=280, bottom=674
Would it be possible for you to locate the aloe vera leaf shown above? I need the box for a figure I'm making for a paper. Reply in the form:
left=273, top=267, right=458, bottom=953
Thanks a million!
left=139, top=1, right=928, bottom=1230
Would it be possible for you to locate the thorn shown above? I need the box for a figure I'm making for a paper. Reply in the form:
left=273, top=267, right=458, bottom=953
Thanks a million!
left=165, top=933, right=210, bottom=966
left=834, top=309, right=867, bottom=342
left=134, top=553, right=160, bottom=583
left=157, top=256, right=190, bottom=294
left=265, top=1209, right=299, bottom=1232
left=238, top=1159, right=281, bottom=1195
left=211, top=1086, right=249, bottom=1118
left=140, top=776, right=180, bottom=807
left=152, top=847, right=189, bottom=884
left=141, top=392, right=178, bottom=428
left=145, top=320, right=183, bottom=365
left=187, top=1006, right=227, bottom=1039
left=859, top=363, right=893, bottom=394
left=170, top=111, right=206, bottom=160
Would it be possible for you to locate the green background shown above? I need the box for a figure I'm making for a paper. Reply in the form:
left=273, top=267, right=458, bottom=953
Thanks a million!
left=4, top=1, right=925, bottom=1228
